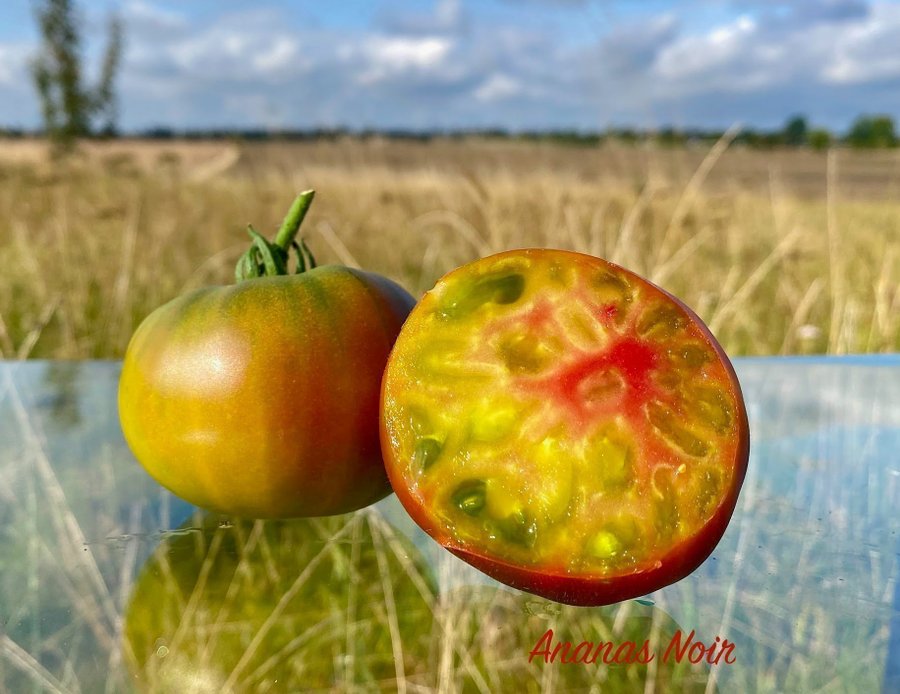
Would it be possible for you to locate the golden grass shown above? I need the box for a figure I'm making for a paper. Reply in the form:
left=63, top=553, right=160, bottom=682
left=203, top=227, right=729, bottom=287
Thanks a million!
left=0, top=137, right=897, bottom=359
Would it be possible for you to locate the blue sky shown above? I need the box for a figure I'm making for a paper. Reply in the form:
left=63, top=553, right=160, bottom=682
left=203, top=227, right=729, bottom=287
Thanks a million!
left=1, top=0, right=899, bottom=132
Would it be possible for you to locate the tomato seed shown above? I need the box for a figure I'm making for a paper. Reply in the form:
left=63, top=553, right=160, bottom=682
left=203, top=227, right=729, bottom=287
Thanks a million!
left=414, top=437, right=443, bottom=471
left=452, top=479, right=487, bottom=516
left=496, top=511, right=538, bottom=548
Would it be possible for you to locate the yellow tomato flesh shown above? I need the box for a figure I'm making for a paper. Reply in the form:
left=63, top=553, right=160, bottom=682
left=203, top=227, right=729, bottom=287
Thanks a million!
left=381, top=250, right=747, bottom=583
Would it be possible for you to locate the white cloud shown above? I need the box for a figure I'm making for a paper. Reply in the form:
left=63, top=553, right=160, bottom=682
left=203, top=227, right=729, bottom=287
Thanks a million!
left=0, top=43, right=31, bottom=87
left=5, top=0, right=900, bottom=132
left=648, top=4, right=899, bottom=97
left=656, top=14, right=760, bottom=85
left=107, top=0, right=900, bottom=129
left=474, top=74, right=522, bottom=101
left=821, top=3, right=900, bottom=83
left=124, top=1, right=188, bottom=33
left=252, top=38, right=300, bottom=73
left=357, top=36, right=454, bottom=85
left=129, top=9, right=307, bottom=85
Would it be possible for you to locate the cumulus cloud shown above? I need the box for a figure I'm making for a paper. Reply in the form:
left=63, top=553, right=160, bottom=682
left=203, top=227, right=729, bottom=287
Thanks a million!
left=355, top=36, right=455, bottom=85
left=820, top=3, right=900, bottom=83
left=129, top=8, right=306, bottom=83
left=655, top=15, right=767, bottom=89
left=2, top=0, right=900, bottom=131
left=653, top=1, right=900, bottom=93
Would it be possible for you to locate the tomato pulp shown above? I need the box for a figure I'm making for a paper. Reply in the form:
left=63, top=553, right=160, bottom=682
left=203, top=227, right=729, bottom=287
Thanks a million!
left=380, top=249, right=749, bottom=606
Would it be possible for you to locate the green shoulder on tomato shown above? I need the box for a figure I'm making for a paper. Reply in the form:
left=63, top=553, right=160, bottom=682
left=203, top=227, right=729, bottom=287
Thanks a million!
left=119, top=191, right=415, bottom=518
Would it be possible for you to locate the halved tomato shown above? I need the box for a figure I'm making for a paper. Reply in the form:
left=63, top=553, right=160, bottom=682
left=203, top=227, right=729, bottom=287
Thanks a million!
left=380, top=249, right=749, bottom=606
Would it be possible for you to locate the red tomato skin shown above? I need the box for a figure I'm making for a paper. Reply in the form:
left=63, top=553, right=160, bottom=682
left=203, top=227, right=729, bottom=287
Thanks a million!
left=380, top=249, right=750, bottom=606
left=120, top=266, right=415, bottom=518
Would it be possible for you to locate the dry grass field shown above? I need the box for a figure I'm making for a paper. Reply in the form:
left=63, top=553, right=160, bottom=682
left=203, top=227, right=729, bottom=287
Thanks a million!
left=0, top=137, right=897, bottom=692
left=0, top=135, right=897, bottom=359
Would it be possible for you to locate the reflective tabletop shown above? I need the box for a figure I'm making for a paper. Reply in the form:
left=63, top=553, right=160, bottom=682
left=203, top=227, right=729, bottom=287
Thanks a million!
left=1, top=357, right=898, bottom=693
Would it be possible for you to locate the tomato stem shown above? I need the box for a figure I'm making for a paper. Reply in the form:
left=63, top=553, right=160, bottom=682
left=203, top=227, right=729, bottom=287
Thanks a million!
left=235, top=190, right=318, bottom=282
left=274, top=190, right=316, bottom=251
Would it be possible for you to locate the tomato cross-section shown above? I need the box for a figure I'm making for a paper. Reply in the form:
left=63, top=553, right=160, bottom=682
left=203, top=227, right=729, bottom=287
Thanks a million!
left=380, top=249, right=749, bottom=606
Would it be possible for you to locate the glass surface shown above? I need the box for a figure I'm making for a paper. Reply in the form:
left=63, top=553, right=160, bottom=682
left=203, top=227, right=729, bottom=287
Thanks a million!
left=1, top=357, right=898, bottom=692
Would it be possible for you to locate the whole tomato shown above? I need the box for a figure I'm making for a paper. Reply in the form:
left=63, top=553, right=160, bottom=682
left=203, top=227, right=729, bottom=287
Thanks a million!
left=380, top=249, right=749, bottom=606
left=119, top=192, right=415, bottom=518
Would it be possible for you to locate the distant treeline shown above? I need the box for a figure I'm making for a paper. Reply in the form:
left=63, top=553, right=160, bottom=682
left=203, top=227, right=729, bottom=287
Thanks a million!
left=1, top=114, right=897, bottom=150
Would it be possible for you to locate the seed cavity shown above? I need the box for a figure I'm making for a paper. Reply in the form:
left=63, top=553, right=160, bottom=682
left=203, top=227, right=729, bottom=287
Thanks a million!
left=607, top=515, right=640, bottom=549
left=651, top=469, right=680, bottom=539
left=654, top=496, right=680, bottom=540
left=655, top=369, right=681, bottom=390
left=589, top=515, right=640, bottom=560
left=441, top=272, right=525, bottom=318
left=587, top=427, right=635, bottom=489
left=496, top=510, right=538, bottom=548
left=564, top=310, right=601, bottom=347
left=589, top=530, right=621, bottom=559
left=484, top=480, right=520, bottom=519
left=470, top=403, right=518, bottom=442
left=499, top=333, right=551, bottom=374
left=671, top=343, right=712, bottom=368
left=691, top=386, right=733, bottom=432
left=696, top=467, right=723, bottom=518
left=547, top=261, right=575, bottom=286
left=637, top=305, right=686, bottom=340
left=646, top=401, right=710, bottom=457
left=579, top=369, right=625, bottom=404
left=452, top=479, right=486, bottom=516
left=414, top=339, right=470, bottom=377
left=407, top=406, right=433, bottom=436
left=531, top=440, right=575, bottom=521
left=414, top=437, right=443, bottom=471
left=593, top=270, right=633, bottom=305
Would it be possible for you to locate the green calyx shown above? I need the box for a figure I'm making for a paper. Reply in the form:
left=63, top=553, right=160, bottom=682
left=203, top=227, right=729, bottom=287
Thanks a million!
left=235, top=190, right=318, bottom=282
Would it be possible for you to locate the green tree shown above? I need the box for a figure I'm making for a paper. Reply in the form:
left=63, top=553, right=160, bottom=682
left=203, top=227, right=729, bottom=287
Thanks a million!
left=846, top=114, right=897, bottom=148
left=808, top=128, right=832, bottom=151
left=783, top=115, right=808, bottom=146
left=656, top=127, right=687, bottom=147
left=30, top=0, right=124, bottom=147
